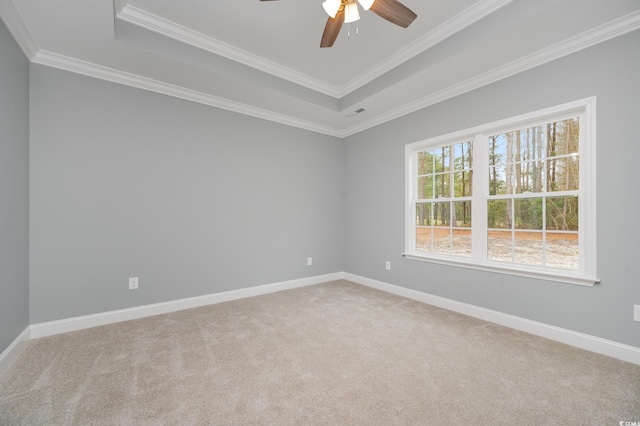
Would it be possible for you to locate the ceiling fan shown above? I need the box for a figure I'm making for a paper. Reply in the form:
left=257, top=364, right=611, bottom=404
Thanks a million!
left=259, top=0, right=417, bottom=48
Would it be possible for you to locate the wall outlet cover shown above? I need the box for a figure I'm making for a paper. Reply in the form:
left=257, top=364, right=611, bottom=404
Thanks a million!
left=129, top=277, right=139, bottom=290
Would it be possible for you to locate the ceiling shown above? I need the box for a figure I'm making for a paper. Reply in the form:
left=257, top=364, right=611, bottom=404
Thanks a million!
left=1, top=0, right=639, bottom=137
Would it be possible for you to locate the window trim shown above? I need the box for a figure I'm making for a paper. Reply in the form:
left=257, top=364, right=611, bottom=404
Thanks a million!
left=404, top=97, right=599, bottom=287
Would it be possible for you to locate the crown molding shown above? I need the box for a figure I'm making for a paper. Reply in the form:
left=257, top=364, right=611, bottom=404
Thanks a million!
left=338, top=0, right=513, bottom=97
left=0, top=0, right=38, bottom=58
left=27, top=8, right=640, bottom=140
left=31, top=50, right=344, bottom=138
left=342, top=9, right=640, bottom=137
left=113, top=0, right=126, bottom=14
left=8, top=0, right=639, bottom=139
left=116, top=0, right=514, bottom=101
left=116, top=3, right=342, bottom=98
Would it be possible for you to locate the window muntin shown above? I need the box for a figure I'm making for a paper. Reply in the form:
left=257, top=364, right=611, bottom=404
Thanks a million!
left=405, top=98, right=597, bottom=286
left=416, top=142, right=473, bottom=257
left=486, top=118, right=579, bottom=270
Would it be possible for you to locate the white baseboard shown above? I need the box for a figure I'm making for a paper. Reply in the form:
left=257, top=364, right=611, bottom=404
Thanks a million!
left=344, top=273, right=640, bottom=366
left=20, top=271, right=640, bottom=366
left=0, top=327, right=31, bottom=377
left=30, top=272, right=343, bottom=339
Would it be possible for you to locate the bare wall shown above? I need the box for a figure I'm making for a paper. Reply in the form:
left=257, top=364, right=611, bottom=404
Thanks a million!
left=0, top=19, right=29, bottom=353
left=344, top=30, right=640, bottom=348
left=29, top=65, right=344, bottom=323
left=23, top=26, right=640, bottom=350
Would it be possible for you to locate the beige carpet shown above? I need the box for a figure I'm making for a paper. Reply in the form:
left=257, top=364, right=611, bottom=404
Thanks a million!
left=1, top=280, right=639, bottom=425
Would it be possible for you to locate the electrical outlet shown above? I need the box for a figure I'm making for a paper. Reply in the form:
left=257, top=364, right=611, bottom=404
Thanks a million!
left=129, top=277, right=139, bottom=290
left=634, top=305, right=640, bottom=322
left=385, top=261, right=391, bottom=271
left=307, top=257, right=313, bottom=266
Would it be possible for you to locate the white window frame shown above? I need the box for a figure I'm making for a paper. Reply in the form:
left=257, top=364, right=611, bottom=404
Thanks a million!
left=404, top=97, right=598, bottom=287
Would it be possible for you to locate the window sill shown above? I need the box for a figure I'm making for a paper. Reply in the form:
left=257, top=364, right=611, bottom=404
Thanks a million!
left=402, top=252, right=599, bottom=287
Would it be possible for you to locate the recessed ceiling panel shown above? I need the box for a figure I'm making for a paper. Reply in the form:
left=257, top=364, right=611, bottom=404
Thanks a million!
left=126, top=0, right=480, bottom=87
left=5, top=0, right=639, bottom=136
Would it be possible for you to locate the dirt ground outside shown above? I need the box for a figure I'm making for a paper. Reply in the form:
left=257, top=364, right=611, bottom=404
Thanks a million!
left=416, top=227, right=578, bottom=269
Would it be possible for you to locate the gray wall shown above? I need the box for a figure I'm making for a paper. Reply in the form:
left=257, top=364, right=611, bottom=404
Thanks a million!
left=29, top=65, right=344, bottom=323
left=344, top=30, right=640, bottom=348
left=0, top=20, right=30, bottom=353
left=19, top=23, right=640, bottom=350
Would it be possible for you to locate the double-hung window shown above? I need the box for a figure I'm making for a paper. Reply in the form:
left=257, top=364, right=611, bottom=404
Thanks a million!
left=405, top=98, right=598, bottom=286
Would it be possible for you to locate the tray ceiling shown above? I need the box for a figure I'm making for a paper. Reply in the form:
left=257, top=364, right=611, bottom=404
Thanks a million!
left=1, top=0, right=639, bottom=136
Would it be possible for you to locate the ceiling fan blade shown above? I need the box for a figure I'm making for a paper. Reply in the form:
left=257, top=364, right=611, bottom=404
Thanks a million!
left=320, top=9, right=345, bottom=48
left=370, top=0, right=417, bottom=28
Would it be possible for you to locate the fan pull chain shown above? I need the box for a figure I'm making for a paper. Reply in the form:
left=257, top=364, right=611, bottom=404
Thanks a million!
left=347, top=22, right=359, bottom=38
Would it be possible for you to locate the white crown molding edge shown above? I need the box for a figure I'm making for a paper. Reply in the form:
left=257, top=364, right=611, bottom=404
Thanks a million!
left=9, top=3, right=638, bottom=139
left=113, top=0, right=127, bottom=15
left=0, top=0, right=38, bottom=58
left=344, top=273, right=640, bottom=366
left=338, top=0, right=513, bottom=96
left=29, top=272, right=343, bottom=339
left=116, top=0, right=513, bottom=100
left=0, top=327, right=30, bottom=378
left=31, top=50, right=343, bottom=138
left=116, top=3, right=341, bottom=98
left=342, top=9, right=640, bottom=137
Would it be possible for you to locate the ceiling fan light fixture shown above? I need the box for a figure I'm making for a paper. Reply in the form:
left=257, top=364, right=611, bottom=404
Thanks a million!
left=322, top=0, right=341, bottom=18
left=357, top=0, right=375, bottom=11
left=344, top=2, right=360, bottom=23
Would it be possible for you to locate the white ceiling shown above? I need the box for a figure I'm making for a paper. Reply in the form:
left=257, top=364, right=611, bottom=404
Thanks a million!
left=2, top=0, right=640, bottom=137
left=125, top=0, right=480, bottom=88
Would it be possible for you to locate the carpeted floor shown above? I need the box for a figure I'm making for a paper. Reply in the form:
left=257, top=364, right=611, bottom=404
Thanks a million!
left=1, top=280, right=639, bottom=425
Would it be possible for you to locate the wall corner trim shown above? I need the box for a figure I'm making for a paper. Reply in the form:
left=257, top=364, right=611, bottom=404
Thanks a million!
left=0, top=327, right=31, bottom=378
left=29, top=272, right=344, bottom=339
left=343, top=273, right=640, bottom=366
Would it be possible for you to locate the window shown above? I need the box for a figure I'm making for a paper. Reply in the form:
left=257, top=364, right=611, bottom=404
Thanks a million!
left=405, top=98, right=598, bottom=286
